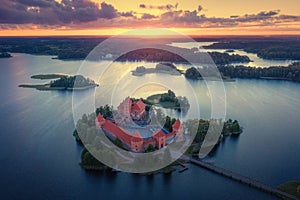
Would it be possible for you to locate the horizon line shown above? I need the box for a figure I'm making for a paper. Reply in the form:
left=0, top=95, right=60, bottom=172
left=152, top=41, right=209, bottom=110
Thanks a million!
left=0, top=34, right=300, bottom=38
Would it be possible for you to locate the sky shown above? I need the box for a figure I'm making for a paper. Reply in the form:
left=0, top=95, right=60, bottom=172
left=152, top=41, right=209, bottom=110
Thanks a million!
left=0, top=0, right=300, bottom=36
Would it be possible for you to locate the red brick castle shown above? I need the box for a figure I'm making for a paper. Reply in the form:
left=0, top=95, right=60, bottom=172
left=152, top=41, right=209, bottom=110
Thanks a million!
left=95, top=97, right=183, bottom=152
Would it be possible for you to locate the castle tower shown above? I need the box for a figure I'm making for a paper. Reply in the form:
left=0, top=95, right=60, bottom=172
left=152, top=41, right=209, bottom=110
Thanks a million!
left=153, top=130, right=166, bottom=149
left=130, top=131, right=143, bottom=152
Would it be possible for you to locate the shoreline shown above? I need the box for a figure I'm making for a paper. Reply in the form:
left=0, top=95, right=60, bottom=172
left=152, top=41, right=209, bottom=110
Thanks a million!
left=131, top=68, right=182, bottom=76
left=19, top=83, right=98, bottom=91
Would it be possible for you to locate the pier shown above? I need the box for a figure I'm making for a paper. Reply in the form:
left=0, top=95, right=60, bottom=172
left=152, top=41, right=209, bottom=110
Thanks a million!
left=175, top=160, right=189, bottom=173
left=190, top=158, right=300, bottom=200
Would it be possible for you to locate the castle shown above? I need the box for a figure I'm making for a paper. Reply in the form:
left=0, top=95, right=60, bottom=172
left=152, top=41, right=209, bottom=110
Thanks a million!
left=95, top=97, right=183, bottom=152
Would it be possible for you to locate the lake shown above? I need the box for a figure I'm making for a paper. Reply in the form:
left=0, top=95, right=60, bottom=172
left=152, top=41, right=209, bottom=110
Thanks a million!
left=0, top=53, right=300, bottom=199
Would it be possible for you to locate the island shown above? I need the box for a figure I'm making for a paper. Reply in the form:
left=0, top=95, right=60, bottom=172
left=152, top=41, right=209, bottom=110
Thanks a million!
left=73, top=96, right=242, bottom=174
left=131, top=63, right=183, bottom=76
left=117, top=48, right=251, bottom=65
left=19, top=74, right=99, bottom=91
left=143, top=89, right=190, bottom=113
left=0, top=52, right=12, bottom=58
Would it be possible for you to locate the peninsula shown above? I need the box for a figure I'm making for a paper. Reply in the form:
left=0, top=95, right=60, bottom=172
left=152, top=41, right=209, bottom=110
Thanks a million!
left=184, top=66, right=235, bottom=82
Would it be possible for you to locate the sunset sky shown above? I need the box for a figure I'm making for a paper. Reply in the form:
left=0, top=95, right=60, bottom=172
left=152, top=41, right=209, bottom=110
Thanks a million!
left=0, top=0, right=300, bottom=36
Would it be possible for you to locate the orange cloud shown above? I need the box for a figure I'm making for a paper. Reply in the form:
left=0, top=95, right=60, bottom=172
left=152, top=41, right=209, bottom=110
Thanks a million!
left=0, top=0, right=300, bottom=36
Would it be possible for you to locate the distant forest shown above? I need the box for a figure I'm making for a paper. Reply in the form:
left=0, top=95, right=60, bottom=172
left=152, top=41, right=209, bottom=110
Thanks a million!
left=202, top=37, right=300, bottom=60
left=0, top=36, right=299, bottom=63
left=185, top=62, right=300, bottom=82
left=116, top=48, right=250, bottom=65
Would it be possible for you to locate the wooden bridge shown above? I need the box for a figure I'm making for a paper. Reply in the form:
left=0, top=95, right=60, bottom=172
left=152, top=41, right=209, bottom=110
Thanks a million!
left=190, top=158, right=300, bottom=200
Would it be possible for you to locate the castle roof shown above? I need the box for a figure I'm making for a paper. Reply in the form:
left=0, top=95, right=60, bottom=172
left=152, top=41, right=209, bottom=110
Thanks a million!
left=132, top=99, right=146, bottom=113
left=172, top=119, right=182, bottom=130
left=97, top=114, right=106, bottom=123
left=131, top=131, right=143, bottom=142
left=153, top=130, right=166, bottom=138
left=102, top=119, right=143, bottom=145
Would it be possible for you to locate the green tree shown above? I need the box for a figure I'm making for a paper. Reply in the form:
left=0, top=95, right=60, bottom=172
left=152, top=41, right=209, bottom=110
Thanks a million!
left=231, top=120, right=241, bottom=133
left=73, top=129, right=82, bottom=144
left=81, top=148, right=105, bottom=167
left=164, top=116, right=172, bottom=132
left=145, top=144, right=156, bottom=152
left=82, top=114, right=88, bottom=124
left=113, top=138, right=124, bottom=149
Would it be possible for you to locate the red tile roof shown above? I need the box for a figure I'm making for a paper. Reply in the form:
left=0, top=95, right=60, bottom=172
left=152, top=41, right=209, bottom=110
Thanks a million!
left=97, top=114, right=106, bottom=123
left=131, top=131, right=143, bottom=142
left=132, top=99, right=146, bottom=113
left=143, top=138, right=156, bottom=146
left=165, top=132, right=175, bottom=138
left=153, top=130, right=165, bottom=138
left=101, top=119, right=142, bottom=145
left=172, top=119, right=182, bottom=130
left=97, top=112, right=181, bottom=151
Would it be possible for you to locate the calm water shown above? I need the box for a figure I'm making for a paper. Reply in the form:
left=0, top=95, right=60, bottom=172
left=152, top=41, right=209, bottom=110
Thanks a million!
left=168, top=42, right=298, bottom=67
left=1, top=53, right=300, bottom=199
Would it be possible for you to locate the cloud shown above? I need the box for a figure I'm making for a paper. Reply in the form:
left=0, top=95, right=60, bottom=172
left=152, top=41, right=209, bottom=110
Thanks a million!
left=258, top=10, right=280, bottom=17
left=0, top=2, right=299, bottom=31
left=139, top=4, right=146, bottom=9
left=198, top=5, right=203, bottom=12
left=0, top=0, right=118, bottom=25
left=139, top=3, right=178, bottom=10
left=98, top=2, right=118, bottom=19
left=120, top=11, right=135, bottom=18
left=141, top=13, right=157, bottom=19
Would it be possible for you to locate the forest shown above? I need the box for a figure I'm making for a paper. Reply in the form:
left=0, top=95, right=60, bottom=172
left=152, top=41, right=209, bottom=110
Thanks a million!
left=203, top=37, right=300, bottom=60
left=185, top=62, right=300, bottom=82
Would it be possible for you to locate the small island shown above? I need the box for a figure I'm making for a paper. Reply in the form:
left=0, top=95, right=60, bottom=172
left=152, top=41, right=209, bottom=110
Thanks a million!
left=0, top=52, right=12, bottom=58
left=131, top=63, right=183, bottom=76
left=19, top=74, right=99, bottom=91
left=143, top=89, right=190, bottom=113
